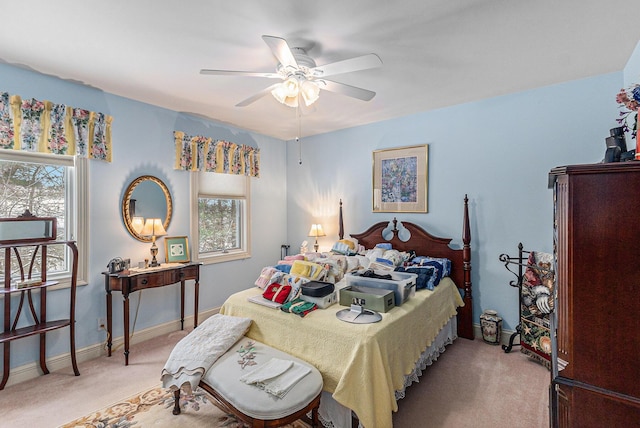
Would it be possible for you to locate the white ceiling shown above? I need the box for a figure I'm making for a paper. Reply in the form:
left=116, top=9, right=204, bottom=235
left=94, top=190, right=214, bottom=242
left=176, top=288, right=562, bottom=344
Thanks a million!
left=1, top=1, right=639, bottom=141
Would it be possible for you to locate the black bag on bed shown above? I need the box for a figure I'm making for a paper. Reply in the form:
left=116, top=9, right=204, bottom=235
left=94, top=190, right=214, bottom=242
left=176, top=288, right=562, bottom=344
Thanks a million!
left=301, top=280, right=335, bottom=297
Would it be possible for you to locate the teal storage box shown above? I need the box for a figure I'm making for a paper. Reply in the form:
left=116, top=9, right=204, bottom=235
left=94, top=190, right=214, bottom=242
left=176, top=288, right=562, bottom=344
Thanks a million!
left=339, top=285, right=395, bottom=313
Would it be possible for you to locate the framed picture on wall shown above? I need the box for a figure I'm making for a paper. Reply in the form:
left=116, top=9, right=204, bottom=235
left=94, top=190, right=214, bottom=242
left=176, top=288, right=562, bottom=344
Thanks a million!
left=164, top=236, right=190, bottom=263
left=372, top=144, right=428, bottom=213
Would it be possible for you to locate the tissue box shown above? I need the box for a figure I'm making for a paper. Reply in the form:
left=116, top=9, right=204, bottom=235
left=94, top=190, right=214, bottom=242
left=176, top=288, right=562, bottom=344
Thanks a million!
left=339, top=285, right=395, bottom=313
left=346, top=270, right=417, bottom=305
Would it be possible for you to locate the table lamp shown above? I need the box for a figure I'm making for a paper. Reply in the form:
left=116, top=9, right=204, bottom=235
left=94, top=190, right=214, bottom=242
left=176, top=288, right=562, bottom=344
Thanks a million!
left=308, top=223, right=325, bottom=252
left=141, top=218, right=167, bottom=267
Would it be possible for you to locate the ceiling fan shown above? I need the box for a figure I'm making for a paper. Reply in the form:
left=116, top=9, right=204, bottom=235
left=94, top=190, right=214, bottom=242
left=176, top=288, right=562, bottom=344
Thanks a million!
left=200, top=35, right=382, bottom=109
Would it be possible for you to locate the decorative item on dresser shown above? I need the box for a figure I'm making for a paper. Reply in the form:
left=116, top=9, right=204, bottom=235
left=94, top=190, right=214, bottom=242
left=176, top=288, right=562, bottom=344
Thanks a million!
left=102, top=262, right=201, bottom=366
left=0, top=212, right=80, bottom=390
left=548, top=163, right=640, bottom=427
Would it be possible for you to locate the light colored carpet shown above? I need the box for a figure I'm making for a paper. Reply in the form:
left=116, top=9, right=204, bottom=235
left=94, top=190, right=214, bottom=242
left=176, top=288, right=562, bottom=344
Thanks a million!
left=2, top=329, right=550, bottom=428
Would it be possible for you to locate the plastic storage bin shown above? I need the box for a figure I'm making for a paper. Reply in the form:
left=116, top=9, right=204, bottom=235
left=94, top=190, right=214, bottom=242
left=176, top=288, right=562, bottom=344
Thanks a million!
left=346, top=270, right=417, bottom=305
left=300, top=291, right=337, bottom=309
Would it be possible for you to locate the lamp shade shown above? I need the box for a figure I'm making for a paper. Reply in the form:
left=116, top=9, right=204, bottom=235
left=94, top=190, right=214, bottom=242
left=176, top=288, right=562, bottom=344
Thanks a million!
left=271, top=78, right=320, bottom=108
left=308, top=223, right=326, bottom=238
left=300, top=80, right=320, bottom=106
left=140, top=218, right=167, bottom=237
left=131, top=216, right=145, bottom=234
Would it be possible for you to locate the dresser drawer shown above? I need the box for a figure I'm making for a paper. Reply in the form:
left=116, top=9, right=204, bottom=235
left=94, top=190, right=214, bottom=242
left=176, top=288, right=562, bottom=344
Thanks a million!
left=179, top=265, right=199, bottom=281
left=130, top=271, right=173, bottom=290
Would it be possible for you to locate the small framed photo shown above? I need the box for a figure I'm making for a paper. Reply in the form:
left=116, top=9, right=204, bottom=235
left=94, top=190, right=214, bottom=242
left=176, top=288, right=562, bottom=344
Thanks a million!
left=373, top=144, right=428, bottom=213
left=164, top=236, right=190, bottom=263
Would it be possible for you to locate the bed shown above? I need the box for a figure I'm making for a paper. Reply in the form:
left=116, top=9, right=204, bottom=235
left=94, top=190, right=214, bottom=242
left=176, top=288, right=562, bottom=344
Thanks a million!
left=219, top=195, right=473, bottom=428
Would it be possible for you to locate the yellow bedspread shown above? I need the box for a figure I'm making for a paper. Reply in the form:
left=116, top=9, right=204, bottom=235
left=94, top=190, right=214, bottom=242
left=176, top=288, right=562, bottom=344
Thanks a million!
left=220, top=278, right=464, bottom=428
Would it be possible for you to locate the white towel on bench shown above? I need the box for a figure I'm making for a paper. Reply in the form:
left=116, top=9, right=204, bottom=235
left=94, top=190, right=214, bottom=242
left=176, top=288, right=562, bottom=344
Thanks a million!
left=161, top=314, right=252, bottom=393
left=239, top=357, right=312, bottom=398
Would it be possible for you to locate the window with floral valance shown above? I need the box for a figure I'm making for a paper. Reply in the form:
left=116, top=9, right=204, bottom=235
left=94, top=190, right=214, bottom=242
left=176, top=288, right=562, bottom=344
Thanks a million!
left=0, top=92, right=112, bottom=162
left=173, top=131, right=260, bottom=178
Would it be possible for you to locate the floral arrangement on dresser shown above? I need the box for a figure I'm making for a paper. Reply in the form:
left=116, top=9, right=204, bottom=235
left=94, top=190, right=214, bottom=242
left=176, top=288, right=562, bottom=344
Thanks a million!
left=615, top=84, right=640, bottom=139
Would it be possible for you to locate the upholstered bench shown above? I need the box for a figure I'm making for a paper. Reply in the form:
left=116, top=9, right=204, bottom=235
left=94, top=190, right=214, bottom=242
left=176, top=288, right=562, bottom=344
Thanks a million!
left=172, top=337, right=323, bottom=427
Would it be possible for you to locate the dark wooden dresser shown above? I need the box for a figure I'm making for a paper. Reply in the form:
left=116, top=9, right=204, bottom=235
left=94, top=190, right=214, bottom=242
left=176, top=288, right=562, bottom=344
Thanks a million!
left=549, top=163, right=640, bottom=427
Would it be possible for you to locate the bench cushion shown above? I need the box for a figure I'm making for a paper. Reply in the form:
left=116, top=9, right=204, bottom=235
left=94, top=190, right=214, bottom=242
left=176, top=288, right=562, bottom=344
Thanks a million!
left=202, top=337, right=323, bottom=420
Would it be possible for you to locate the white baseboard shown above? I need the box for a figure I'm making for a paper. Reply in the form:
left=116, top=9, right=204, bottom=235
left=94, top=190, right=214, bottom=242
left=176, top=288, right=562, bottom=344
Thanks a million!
left=472, top=323, right=519, bottom=348
left=3, top=307, right=220, bottom=389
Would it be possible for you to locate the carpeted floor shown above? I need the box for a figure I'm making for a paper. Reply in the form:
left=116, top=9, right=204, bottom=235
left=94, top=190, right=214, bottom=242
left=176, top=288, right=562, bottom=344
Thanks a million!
left=58, top=385, right=311, bottom=428
left=2, top=329, right=551, bottom=427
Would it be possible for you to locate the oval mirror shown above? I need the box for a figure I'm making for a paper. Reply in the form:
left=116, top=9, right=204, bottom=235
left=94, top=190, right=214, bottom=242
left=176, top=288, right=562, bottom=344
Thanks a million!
left=122, top=175, right=173, bottom=242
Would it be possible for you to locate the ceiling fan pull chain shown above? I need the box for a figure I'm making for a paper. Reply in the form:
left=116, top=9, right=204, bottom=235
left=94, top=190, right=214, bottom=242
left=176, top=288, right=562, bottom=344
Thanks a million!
left=297, top=105, right=302, bottom=165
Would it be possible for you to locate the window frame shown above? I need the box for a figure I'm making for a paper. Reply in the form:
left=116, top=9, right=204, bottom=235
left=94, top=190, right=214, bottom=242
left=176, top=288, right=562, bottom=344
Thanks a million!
left=0, top=150, right=88, bottom=288
left=190, top=172, right=251, bottom=264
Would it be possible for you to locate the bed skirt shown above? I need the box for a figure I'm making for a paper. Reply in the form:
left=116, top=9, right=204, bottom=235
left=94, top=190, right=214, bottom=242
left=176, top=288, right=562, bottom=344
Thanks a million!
left=317, top=316, right=458, bottom=428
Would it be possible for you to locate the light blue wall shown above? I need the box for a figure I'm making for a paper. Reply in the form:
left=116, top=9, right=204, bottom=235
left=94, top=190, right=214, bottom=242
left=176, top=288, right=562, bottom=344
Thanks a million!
left=285, top=72, right=624, bottom=331
left=624, top=40, right=640, bottom=86
left=1, top=47, right=634, bottom=370
left=0, top=63, right=287, bottom=369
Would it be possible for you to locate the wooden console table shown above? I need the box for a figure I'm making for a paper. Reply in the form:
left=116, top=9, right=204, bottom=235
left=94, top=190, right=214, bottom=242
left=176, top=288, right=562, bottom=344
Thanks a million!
left=103, top=262, right=201, bottom=365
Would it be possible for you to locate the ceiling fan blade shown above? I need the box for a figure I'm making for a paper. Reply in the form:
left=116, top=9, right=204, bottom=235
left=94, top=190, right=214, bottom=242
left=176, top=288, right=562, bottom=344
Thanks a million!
left=200, top=69, right=280, bottom=78
left=235, top=83, right=281, bottom=107
left=318, top=80, right=376, bottom=101
left=262, top=35, right=298, bottom=68
left=311, top=54, right=382, bottom=78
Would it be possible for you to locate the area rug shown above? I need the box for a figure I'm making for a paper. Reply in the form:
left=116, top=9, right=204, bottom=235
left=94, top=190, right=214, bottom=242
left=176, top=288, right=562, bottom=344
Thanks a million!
left=59, top=385, right=311, bottom=428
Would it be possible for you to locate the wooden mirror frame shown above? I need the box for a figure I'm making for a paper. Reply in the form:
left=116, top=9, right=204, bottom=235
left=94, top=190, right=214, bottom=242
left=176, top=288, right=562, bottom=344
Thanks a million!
left=122, top=175, right=173, bottom=242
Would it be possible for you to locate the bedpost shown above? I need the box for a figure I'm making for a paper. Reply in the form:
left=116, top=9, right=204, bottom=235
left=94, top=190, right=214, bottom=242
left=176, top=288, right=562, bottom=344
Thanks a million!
left=457, top=194, right=474, bottom=339
left=338, top=199, right=344, bottom=240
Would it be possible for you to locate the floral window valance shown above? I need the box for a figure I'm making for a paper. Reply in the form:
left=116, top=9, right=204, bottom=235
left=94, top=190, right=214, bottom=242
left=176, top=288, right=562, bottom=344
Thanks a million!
left=173, top=131, right=260, bottom=177
left=0, top=92, right=112, bottom=162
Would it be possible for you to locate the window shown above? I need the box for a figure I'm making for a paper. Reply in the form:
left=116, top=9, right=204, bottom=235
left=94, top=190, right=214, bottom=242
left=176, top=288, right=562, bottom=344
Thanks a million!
left=0, top=150, right=88, bottom=286
left=190, top=172, right=250, bottom=263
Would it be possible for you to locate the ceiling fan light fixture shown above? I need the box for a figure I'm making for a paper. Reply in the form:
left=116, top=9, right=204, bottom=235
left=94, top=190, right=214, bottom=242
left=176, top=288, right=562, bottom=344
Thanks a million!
left=283, top=96, right=298, bottom=108
left=271, top=83, right=299, bottom=107
left=283, top=77, right=299, bottom=97
left=272, top=77, right=300, bottom=106
left=300, top=80, right=320, bottom=106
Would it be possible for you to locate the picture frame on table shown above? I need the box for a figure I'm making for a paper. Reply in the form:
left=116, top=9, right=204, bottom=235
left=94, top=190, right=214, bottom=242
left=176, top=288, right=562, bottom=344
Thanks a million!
left=164, top=236, right=190, bottom=263
left=372, top=144, right=428, bottom=213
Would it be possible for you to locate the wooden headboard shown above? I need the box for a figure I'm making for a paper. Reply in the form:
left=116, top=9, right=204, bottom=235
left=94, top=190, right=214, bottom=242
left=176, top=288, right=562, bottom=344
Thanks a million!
left=348, top=195, right=473, bottom=340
